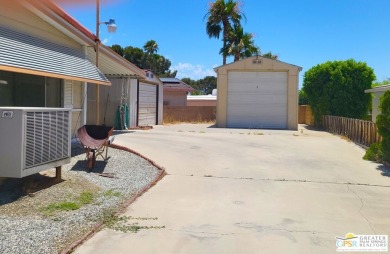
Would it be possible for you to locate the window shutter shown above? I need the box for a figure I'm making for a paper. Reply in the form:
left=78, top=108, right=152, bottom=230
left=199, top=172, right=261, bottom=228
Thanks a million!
left=64, top=80, right=73, bottom=109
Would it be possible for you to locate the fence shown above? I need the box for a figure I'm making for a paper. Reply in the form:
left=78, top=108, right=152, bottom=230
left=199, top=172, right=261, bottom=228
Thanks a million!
left=298, top=105, right=314, bottom=125
left=163, top=106, right=216, bottom=124
left=323, top=115, right=381, bottom=147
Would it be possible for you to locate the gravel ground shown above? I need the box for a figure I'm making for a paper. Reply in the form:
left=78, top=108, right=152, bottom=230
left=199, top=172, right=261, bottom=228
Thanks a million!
left=0, top=145, right=161, bottom=254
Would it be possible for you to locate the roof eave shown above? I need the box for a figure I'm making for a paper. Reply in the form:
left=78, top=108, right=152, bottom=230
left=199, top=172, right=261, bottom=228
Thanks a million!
left=23, top=0, right=146, bottom=79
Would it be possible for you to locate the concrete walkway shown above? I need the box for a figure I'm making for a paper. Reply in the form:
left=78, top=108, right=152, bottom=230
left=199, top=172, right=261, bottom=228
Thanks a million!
left=75, top=124, right=390, bottom=254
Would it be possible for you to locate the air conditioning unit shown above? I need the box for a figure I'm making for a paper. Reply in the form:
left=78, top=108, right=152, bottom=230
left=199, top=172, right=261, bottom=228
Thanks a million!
left=0, top=107, right=71, bottom=178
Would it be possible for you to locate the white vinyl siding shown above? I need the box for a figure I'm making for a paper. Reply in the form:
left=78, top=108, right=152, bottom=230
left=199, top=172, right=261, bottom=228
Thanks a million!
left=227, top=72, right=288, bottom=129
left=0, top=26, right=109, bottom=84
left=138, top=83, right=157, bottom=126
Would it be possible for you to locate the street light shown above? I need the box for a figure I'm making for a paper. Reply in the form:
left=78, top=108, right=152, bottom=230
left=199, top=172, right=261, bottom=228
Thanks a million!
left=95, top=0, right=116, bottom=125
left=101, top=19, right=117, bottom=33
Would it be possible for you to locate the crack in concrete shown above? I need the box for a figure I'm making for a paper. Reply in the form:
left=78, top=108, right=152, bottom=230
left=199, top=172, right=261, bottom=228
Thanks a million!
left=168, top=227, right=333, bottom=236
left=166, top=174, right=390, bottom=188
left=347, top=184, right=376, bottom=234
left=168, top=229, right=245, bottom=236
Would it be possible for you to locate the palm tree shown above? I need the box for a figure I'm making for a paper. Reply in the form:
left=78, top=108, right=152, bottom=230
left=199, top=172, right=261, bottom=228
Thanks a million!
left=205, top=0, right=245, bottom=65
left=225, top=24, right=259, bottom=61
left=143, top=40, right=159, bottom=55
left=262, top=51, right=279, bottom=60
left=143, top=40, right=159, bottom=71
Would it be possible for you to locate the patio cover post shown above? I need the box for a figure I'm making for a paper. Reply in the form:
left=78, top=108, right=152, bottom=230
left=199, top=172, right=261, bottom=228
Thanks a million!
left=95, top=0, right=100, bottom=125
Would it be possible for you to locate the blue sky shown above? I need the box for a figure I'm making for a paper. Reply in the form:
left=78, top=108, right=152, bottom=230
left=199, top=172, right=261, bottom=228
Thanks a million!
left=62, top=0, right=390, bottom=87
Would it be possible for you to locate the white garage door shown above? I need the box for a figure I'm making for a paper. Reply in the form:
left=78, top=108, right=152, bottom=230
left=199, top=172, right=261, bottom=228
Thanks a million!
left=138, top=83, right=157, bottom=126
left=227, top=72, right=288, bottom=129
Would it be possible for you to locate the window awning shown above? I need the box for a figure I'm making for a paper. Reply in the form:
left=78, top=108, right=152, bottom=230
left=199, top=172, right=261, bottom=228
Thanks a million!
left=0, top=26, right=110, bottom=85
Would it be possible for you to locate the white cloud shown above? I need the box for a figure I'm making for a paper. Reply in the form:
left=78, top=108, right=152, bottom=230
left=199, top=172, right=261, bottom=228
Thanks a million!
left=102, top=37, right=111, bottom=45
left=171, top=63, right=216, bottom=80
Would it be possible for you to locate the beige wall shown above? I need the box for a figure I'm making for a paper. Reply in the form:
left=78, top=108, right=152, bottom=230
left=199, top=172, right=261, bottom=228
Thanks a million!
left=164, top=91, right=187, bottom=106
left=187, top=100, right=217, bottom=106
left=215, top=56, right=301, bottom=130
left=371, top=91, right=383, bottom=123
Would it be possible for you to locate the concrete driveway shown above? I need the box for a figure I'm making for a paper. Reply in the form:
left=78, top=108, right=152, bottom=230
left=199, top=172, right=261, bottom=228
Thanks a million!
left=75, top=124, right=390, bottom=254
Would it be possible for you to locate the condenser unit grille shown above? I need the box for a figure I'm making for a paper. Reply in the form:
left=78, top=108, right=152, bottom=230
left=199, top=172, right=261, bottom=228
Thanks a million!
left=25, top=111, right=70, bottom=169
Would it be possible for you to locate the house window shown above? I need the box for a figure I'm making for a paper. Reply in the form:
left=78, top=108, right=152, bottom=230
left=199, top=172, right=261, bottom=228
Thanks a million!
left=0, top=70, right=62, bottom=108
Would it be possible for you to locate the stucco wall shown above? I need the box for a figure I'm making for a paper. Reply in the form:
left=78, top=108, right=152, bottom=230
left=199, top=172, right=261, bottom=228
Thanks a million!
left=164, top=91, right=187, bottom=106
left=187, top=100, right=217, bottom=106
left=215, top=56, right=301, bottom=130
left=372, top=91, right=382, bottom=123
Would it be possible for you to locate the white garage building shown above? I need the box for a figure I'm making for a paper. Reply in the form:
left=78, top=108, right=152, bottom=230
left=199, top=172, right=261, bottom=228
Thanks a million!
left=214, top=56, right=301, bottom=130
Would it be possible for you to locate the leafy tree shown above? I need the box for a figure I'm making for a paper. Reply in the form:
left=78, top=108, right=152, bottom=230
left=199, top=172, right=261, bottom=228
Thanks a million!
left=376, top=91, right=390, bottom=162
left=302, top=59, right=375, bottom=125
left=123, top=46, right=145, bottom=68
left=182, top=76, right=217, bottom=95
left=110, top=42, right=176, bottom=77
left=111, top=44, right=124, bottom=57
left=205, top=0, right=245, bottom=65
left=262, top=51, right=278, bottom=60
left=225, top=24, right=259, bottom=62
left=199, top=76, right=217, bottom=95
left=298, top=89, right=308, bottom=105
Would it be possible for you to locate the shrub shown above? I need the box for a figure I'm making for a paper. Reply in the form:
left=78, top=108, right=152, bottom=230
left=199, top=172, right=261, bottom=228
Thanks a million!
left=363, top=143, right=383, bottom=162
left=303, top=59, right=375, bottom=125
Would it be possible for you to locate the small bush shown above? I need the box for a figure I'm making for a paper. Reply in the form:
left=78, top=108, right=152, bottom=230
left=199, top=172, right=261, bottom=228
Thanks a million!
left=363, top=143, right=383, bottom=162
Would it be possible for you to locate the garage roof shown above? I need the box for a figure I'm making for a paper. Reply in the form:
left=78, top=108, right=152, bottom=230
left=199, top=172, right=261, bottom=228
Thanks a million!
left=214, top=56, right=302, bottom=73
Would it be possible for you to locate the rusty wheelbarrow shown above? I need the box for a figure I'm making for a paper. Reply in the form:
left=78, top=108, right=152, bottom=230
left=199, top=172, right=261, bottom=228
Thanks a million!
left=77, top=125, right=114, bottom=170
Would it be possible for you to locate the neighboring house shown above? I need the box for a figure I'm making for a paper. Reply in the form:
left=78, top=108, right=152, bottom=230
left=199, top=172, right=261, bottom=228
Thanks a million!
left=187, top=89, right=217, bottom=106
left=0, top=0, right=161, bottom=135
left=161, top=78, right=195, bottom=106
left=214, top=56, right=302, bottom=130
left=365, top=85, right=390, bottom=123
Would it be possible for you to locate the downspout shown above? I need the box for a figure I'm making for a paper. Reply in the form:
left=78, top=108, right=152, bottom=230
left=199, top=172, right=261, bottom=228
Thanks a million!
left=82, top=45, right=88, bottom=125
left=136, top=79, right=140, bottom=126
